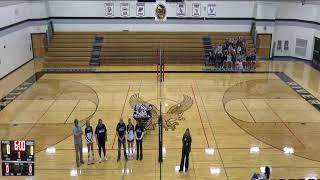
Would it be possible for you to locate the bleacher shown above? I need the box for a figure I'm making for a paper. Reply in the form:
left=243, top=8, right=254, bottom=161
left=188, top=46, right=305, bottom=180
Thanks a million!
left=44, top=32, right=255, bottom=67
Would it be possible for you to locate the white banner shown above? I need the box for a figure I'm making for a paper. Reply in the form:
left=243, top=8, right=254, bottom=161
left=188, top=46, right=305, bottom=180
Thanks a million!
left=136, top=3, right=145, bottom=17
left=207, top=4, right=216, bottom=16
left=192, top=3, right=201, bottom=17
left=105, top=3, right=114, bottom=17
left=120, top=3, right=130, bottom=17
left=176, top=3, right=186, bottom=17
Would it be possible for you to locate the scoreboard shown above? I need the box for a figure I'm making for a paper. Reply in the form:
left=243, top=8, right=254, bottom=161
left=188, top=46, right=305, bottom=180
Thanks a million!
left=2, top=162, right=34, bottom=176
left=1, top=140, right=34, bottom=176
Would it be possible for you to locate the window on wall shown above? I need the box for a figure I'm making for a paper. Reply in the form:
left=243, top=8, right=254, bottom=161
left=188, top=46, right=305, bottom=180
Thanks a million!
left=284, top=41, right=289, bottom=50
left=277, top=40, right=282, bottom=50
left=295, top=38, right=307, bottom=57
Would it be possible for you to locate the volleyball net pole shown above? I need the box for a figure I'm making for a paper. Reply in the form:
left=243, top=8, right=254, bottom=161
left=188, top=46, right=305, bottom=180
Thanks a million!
left=157, top=49, right=165, bottom=82
left=157, top=48, right=164, bottom=180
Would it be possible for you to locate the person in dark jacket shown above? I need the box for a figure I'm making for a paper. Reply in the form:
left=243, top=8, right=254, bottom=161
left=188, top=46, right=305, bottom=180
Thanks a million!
left=265, top=166, right=270, bottom=180
left=95, top=119, right=107, bottom=163
left=179, top=128, right=192, bottom=172
left=116, top=118, right=127, bottom=161
left=135, top=121, right=144, bottom=160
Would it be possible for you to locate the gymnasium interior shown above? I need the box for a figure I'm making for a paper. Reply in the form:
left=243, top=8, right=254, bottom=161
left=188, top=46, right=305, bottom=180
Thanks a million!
left=1, top=0, right=320, bottom=179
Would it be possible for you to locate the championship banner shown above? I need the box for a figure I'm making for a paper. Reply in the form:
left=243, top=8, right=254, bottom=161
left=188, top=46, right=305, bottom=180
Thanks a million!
left=136, top=3, right=145, bottom=17
left=155, top=2, right=167, bottom=21
left=207, top=4, right=216, bottom=16
left=120, top=3, right=130, bottom=17
left=176, top=3, right=186, bottom=17
left=192, top=3, right=201, bottom=17
left=105, top=3, right=114, bottom=17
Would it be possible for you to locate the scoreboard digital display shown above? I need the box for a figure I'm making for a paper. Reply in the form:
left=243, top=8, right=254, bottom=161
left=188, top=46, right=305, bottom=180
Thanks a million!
left=1, top=140, right=34, bottom=176
left=2, top=162, right=34, bottom=176
left=1, top=140, right=34, bottom=161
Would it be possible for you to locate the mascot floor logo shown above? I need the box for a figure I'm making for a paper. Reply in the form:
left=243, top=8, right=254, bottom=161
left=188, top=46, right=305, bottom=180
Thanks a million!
left=129, top=94, right=193, bottom=131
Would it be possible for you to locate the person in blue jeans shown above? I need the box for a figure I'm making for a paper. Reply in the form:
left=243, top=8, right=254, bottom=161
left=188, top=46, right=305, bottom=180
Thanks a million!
left=116, top=118, right=127, bottom=161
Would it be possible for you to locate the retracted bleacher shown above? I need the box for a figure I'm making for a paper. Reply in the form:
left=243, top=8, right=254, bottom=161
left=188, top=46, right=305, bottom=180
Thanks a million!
left=44, top=32, right=255, bottom=67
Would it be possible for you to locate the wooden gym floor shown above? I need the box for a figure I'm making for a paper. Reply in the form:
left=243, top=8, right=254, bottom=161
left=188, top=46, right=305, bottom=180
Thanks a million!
left=1, top=60, right=320, bottom=180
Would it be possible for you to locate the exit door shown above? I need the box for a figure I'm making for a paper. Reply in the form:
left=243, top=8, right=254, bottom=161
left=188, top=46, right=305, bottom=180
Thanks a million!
left=31, top=33, right=47, bottom=58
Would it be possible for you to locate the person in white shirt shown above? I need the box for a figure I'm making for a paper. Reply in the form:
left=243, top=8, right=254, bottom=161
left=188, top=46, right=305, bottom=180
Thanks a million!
left=84, top=120, right=95, bottom=164
left=127, top=118, right=135, bottom=159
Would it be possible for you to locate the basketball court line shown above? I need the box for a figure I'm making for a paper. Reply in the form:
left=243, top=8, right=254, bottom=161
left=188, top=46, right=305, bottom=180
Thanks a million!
left=44, top=147, right=274, bottom=151
left=240, top=99, right=257, bottom=123
left=22, top=100, right=56, bottom=140
left=64, top=99, right=80, bottom=124
left=275, top=72, right=320, bottom=111
left=193, top=80, right=229, bottom=180
left=120, top=85, right=132, bottom=180
left=0, top=72, right=44, bottom=111
left=263, top=99, right=306, bottom=149
left=111, top=85, right=131, bottom=150
left=2, top=65, right=320, bottom=179
left=190, top=84, right=210, bottom=148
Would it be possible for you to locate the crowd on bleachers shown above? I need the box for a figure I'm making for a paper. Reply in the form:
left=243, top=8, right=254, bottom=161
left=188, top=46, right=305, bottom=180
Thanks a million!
left=206, top=37, right=257, bottom=70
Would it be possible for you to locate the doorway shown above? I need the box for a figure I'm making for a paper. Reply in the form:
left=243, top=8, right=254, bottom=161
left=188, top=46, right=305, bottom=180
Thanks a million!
left=31, top=33, right=47, bottom=58
left=256, top=34, right=272, bottom=59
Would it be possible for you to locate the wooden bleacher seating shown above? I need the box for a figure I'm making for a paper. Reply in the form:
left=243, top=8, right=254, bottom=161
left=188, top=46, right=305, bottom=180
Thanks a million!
left=44, top=32, right=255, bottom=67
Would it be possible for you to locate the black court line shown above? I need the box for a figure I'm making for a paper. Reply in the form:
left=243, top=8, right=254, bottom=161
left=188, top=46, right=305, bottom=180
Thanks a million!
left=275, top=72, right=320, bottom=111
left=240, top=98, right=257, bottom=123
left=263, top=99, right=306, bottom=150
left=0, top=71, right=44, bottom=111
left=64, top=100, right=80, bottom=124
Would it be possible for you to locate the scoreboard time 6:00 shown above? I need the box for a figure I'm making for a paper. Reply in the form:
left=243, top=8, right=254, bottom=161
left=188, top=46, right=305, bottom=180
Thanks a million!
left=1, top=140, right=34, bottom=176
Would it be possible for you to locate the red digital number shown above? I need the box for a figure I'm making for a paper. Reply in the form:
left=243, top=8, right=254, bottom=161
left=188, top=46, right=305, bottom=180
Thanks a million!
left=5, top=164, right=9, bottom=174
left=29, top=164, right=32, bottom=174
left=14, top=141, right=25, bottom=151
left=14, top=141, right=19, bottom=151
left=19, top=141, right=25, bottom=151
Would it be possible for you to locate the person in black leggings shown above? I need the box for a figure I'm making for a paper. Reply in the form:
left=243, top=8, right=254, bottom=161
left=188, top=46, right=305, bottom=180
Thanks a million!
left=179, top=128, right=192, bottom=172
left=95, top=119, right=107, bottom=163
left=135, top=121, right=144, bottom=160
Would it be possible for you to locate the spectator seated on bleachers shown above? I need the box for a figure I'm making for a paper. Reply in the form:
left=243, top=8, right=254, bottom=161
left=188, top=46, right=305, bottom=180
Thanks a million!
left=206, top=36, right=256, bottom=72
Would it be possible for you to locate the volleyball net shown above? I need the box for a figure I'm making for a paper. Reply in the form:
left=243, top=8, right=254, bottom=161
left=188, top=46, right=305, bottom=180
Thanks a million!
left=156, top=49, right=165, bottom=82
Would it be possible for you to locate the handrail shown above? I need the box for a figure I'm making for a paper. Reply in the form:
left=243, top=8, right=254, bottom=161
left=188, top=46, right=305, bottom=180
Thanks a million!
left=46, top=20, right=54, bottom=45
left=250, top=22, right=257, bottom=47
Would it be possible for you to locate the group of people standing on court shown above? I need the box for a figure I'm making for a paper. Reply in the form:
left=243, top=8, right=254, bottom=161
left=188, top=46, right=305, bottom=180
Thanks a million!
left=72, top=117, right=144, bottom=167
left=72, top=117, right=193, bottom=174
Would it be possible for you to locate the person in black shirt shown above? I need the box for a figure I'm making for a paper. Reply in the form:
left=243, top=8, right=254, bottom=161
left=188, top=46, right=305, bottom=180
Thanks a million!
left=116, top=118, right=127, bottom=161
left=95, top=119, right=107, bottom=163
left=265, top=166, right=270, bottom=180
left=179, top=128, right=192, bottom=172
left=135, top=121, right=144, bottom=160
left=251, top=51, right=257, bottom=69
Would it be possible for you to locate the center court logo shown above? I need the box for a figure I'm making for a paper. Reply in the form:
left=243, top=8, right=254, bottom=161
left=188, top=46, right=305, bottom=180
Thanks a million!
left=129, top=94, right=193, bottom=130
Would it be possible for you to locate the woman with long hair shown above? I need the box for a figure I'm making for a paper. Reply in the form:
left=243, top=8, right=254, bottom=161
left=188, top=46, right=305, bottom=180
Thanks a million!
left=179, top=128, right=192, bottom=172
left=84, top=120, right=94, bottom=164
left=127, top=118, right=135, bottom=159
left=95, top=119, right=107, bottom=163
